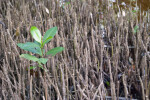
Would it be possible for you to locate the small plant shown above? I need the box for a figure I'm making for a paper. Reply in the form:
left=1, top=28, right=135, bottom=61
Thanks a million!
left=17, top=26, right=64, bottom=71
left=133, top=25, right=139, bottom=34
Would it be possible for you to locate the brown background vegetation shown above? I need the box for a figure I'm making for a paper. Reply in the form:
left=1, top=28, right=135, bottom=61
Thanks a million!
left=0, top=0, right=150, bottom=100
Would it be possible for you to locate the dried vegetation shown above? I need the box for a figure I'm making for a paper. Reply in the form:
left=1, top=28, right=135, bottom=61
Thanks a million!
left=0, top=0, right=150, bottom=100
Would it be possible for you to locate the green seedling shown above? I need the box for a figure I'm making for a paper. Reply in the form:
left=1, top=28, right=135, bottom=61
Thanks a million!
left=132, top=10, right=137, bottom=13
left=106, top=81, right=110, bottom=87
left=17, top=26, right=64, bottom=71
left=133, top=25, right=139, bottom=34
left=62, top=2, right=70, bottom=9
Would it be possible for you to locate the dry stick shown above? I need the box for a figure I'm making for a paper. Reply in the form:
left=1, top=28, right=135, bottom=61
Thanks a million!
left=141, top=39, right=150, bottom=100
left=66, top=60, right=78, bottom=99
left=12, top=53, right=22, bottom=98
left=2, top=59, right=14, bottom=98
left=107, top=58, right=116, bottom=100
left=64, top=60, right=69, bottom=100
left=143, top=55, right=148, bottom=100
left=37, top=82, right=42, bottom=100
left=141, top=39, right=150, bottom=60
left=139, top=76, right=145, bottom=100
left=116, top=81, right=120, bottom=100
left=100, top=38, right=104, bottom=73
left=61, top=57, right=70, bottom=100
left=51, top=58, right=59, bottom=83
left=2, top=75, right=17, bottom=90
left=0, top=21, right=7, bottom=29
left=76, top=69, right=88, bottom=99
left=46, top=73, right=62, bottom=100
left=0, top=71, right=5, bottom=99
left=1, top=72, right=8, bottom=100
left=141, top=29, right=149, bottom=100
left=99, top=76, right=106, bottom=100
left=26, top=61, right=30, bottom=99
left=30, top=76, right=33, bottom=100
left=85, top=48, right=90, bottom=99
left=77, top=84, right=88, bottom=99
left=43, top=65, right=48, bottom=100
left=60, top=65, right=66, bottom=100
left=122, top=74, right=128, bottom=99
left=6, top=29, right=20, bottom=56
left=39, top=67, right=48, bottom=100
left=22, top=62, right=26, bottom=100
left=92, top=81, right=103, bottom=100
left=146, top=81, right=150, bottom=100
left=43, top=96, right=46, bottom=100
left=74, top=60, right=78, bottom=99
left=99, top=36, right=106, bottom=99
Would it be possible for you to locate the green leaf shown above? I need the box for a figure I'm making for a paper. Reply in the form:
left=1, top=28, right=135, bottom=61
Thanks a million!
left=42, top=49, right=45, bottom=55
left=132, top=10, right=136, bottom=13
left=46, top=47, right=64, bottom=56
left=106, top=81, right=110, bottom=86
left=133, top=25, right=139, bottom=34
left=29, top=66, right=37, bottom=69
left=34, top=40, right=41, bottom=47
left=65, top=2, right=70, bottom=5
left=37, top=62, right=44, bottom=69
left=62, top=2, right=70, bottom=8
left=37, top=63, right=48, bottom=72
left=39, top=58, right=48, bottom=64
left=30, top=26, right=42, bottom=44
left=43, top=36, right=53, bottom=45
left=17, top=42, right=42, bottom=56
left=20, top=54, right=39, bottom=62
left=43, top=27, right=57, bottom=45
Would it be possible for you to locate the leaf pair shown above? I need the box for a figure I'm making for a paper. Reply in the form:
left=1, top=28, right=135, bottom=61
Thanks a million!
left=30, top=26, right=57, bottom=45
left=46, top=47, right=64, bottom=56
left=21, top=54, right=48, bottom=70
left=20, top=54, right=48, bottom=64
left=17, top=42, right=42, bottom=56
left=17, top=42, right=65, bottom=57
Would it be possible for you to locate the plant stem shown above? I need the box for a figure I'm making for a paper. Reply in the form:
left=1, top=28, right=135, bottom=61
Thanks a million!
left=41, top=46, right=47, bottom=100
left=43, top=65, right=47, bottom=100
